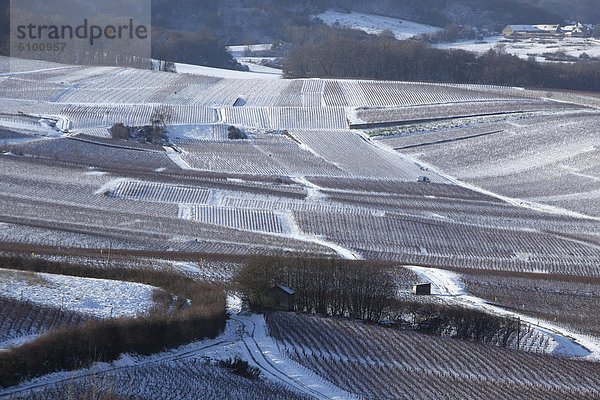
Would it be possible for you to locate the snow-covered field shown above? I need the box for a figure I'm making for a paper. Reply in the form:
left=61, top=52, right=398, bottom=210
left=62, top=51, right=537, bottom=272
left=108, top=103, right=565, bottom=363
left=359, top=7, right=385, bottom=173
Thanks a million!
left=0, top=116, right=67, bottom=138
left=437, top=36, right=600, bottom=62
left=2, top=43, right=600, bottom=400
left=3, top=270, right=600, bottom=398
left=397, top=111, right=600, bottom=219
left=175, top=62, right=281, bottom=80
left=314, top=11, right=440, bottom=40
left=0, top=54, right=599, bottom=350
left=223, top=44, right=283, bottom=77
left=0, top=269, right=158, bottom=319
left=238, top=61, right=282, bottom=77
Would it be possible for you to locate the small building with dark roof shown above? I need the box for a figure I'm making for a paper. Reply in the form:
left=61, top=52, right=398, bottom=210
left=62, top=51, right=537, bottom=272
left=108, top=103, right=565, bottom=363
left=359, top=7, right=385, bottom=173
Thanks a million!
left=412, top=282, right=432, bottom=296
left=270, top=284, right=296, bottom=311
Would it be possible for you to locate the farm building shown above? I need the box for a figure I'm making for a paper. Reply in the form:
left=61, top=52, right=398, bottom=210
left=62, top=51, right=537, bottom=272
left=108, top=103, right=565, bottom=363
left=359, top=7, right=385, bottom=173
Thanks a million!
left=270, top=284, right=295, bottom=311
left=502, top=25, right=561, bottom=38
left=562, top=23, right=591, bottom=37
left=412, top=283, right=432, bottom=296
left=502, top=23, right=592, bottom=38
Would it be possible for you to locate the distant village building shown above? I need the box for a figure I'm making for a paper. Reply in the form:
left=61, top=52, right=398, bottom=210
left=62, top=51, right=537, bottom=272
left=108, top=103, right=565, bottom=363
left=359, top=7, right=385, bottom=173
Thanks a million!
left=535, top=25, right=562, bottom=34
left=412, top=283, right=432, bottom=296
left=562, top=22, right=591, bottom=37
left=502, top=23, right=592, bottom=39
left=502, top=25, right=561, bottom=38
left=270, top=284, right=295, bottom=311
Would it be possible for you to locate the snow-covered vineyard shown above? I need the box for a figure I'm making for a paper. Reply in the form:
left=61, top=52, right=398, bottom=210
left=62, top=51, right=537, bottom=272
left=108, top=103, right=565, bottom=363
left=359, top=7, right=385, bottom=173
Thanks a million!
left=0, top=55, right=599, bottom=271
left=1, top=56, right=600, bottom=398
left=267, top=313, right=600, bottom=400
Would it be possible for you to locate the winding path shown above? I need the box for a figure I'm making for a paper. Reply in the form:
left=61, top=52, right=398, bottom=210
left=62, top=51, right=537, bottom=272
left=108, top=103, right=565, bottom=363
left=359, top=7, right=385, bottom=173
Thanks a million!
left=2, top=311, right=353, bottom=400
left=231, top=314, right=356, bottom=400
left=0, top=335, right=237, bottom=398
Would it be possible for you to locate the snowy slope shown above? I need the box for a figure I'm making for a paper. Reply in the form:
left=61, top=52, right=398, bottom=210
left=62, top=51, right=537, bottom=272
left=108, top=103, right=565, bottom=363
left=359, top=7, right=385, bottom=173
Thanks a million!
left=175, top=63, right=281, bottom=80
left=0, top=269, right=158, bottom=319
left=3, top=305, right=354, bottom=400
left=227, top=44, right=274, bottom=57
left=314, top=11, right=440, bottom=40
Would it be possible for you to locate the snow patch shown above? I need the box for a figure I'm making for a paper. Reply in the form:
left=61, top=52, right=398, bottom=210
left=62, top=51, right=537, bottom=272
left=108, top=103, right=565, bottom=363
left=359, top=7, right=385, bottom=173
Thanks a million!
left=292, top=176, right=324, bottom=200
left=0, top=269, right=158, bottom=319
left=226, top=293, right=243, bottom=314
left=315, top=11, right=440, bottom=40
left=85, top=170, right=108, bottom=176
left=164, top=146, right=194, bottom=170
left=168, top=124, right=215, bottom=142
left=227, top=44, right=274, bottom=56
left=175, top=62, right=281, bottom=80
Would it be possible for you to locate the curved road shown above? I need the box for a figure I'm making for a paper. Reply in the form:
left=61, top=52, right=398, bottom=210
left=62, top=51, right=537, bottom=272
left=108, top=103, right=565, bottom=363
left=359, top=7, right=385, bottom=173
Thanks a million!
left=231, top=314, right=355, bottom=400
left=1, top=312, right=353, bottom=400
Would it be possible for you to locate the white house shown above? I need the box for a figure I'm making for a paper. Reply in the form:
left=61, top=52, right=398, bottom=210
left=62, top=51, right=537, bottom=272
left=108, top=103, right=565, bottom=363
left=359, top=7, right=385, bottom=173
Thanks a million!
left=561, top=23, right=591, bottom=37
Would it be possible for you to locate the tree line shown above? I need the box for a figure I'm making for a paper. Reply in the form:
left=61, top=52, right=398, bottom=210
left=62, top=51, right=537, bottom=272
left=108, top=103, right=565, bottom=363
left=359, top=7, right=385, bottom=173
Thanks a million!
left=235, top=256, right=520, bottom=347
left=283, top=29, right=600, bottom=92
left=0, top=2, right=245, bottom=71
left=150, top=0, right=567, bottom=36
left=0, top=0, right=8, bottom=56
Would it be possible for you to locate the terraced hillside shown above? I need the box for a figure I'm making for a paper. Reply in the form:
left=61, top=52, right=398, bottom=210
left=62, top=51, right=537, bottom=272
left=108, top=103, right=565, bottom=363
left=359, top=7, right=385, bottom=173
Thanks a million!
left=380, top=111, right=600, bottom=217
left=0, top=56, right=598, bottom=277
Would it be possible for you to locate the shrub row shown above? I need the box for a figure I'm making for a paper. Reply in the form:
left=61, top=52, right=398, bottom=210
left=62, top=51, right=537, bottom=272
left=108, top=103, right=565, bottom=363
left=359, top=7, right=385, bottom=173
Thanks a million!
left=389, top=300, right=519, bottom=347
left=0, top=255, right=226, bottom=388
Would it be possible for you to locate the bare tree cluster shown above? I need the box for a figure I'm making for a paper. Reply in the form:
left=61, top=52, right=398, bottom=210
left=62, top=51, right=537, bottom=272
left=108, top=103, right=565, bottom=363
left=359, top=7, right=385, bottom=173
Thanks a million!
left=235, top=257, right=396, bottom=322
left=227, top=126, right=248, bottom=140
left=109, top=107, right=171, bottom=145
left=236, top=256, right=520, bottom=346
